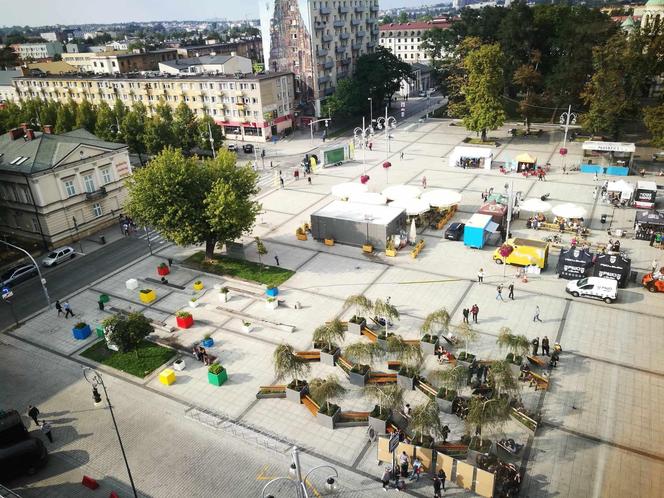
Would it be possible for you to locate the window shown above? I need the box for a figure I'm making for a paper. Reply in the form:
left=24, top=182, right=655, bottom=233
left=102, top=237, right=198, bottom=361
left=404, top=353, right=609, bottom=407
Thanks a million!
left=92, top=202, right=103, bottom=218
left=31, top=218, right=39, bottom=232
left=63, top=179, right=76, bottom=197
left=101, top=168, right=112, bottom=184
left=83, top=174, right=95, bottom=193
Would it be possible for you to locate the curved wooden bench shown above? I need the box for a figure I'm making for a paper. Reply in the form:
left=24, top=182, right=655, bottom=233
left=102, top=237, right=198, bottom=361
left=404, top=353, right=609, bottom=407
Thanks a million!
left=302, top=395, right=320, bottom=416
left=368, top=373, right=397, bottom=384
left=295, top=351, right=321, bottom=362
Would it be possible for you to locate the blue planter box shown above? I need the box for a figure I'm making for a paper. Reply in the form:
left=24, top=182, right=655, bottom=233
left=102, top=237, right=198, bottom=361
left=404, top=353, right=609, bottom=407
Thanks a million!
left=202, top=338, right=214, bottom=348
left=266, top=287, right=279, bottom=297
left=72, top=324, right=91, bottom=340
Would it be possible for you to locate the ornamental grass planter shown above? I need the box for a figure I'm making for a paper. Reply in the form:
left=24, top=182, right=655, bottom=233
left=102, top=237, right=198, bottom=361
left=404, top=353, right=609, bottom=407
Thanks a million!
left=98, top=294, right=110, bottom=304
left=319, top=347, right=340, bottom=367
left=266, top=298, right=278, bottom=310
left=202, top=337, right=214, bottom=348
left=317, top=404, right=341, bottom=430
left=286, top=380, right=308, bottom=404
left=385, top=248, right=397, bottom=257
left=176, top=314, right=193, bottom=329
left=72, top=323, right=91, bottom=340
left=157, top=265, right=170, bottom=276
left=296, top=233, right=308, bottom=241
left=207, top=366, right=228, bottom=386
left=420, top=335, right=438, bottom=356
left=347, top=317, right=366, bottom=336
left=193, top=281, right=204, bottom=291
left=139, top=289, right=156, bottom=304
left=349, top=365, right=370, bottom=387
left=219, top=291, right=230, bottom=303
left=368, top=406, right=389, bottom=435
left=189, top=299, right=199, bottom=308
left=266, top=287, right=279, bottom=297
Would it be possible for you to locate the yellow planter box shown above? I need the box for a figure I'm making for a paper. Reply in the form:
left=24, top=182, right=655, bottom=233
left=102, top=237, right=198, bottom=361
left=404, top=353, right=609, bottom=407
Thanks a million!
left=324, top=238, right=335, bottom=246
left=296, top=233, right=308, bottom=241
left=159, top=368, right=176, bottom=385
left=193, top=282, right=204, bottom=291
left=139, top=289, right=156, bottom=303
left=385, top=248, right=397, bottom=257
left=362, top=244, right=373, bottom=253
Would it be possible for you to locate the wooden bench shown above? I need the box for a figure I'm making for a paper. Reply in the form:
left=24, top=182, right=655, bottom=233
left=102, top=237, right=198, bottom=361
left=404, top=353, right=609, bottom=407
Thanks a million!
left=338, top=411, right=369, bottom=422
left=387, top=361, right=401, bottom=371
left=367, top=373, right=397, bottom=384
left=434, top=442, right=469, bottom=458
left=403, top=339, right=420, bottom=346
left=528, top=372, right=549, bottom=391
left=256, top=385, right=287, bottom=399
left=539, top=222, right=590, bottom=236
left=361, top=327, right=378, bottom=342
left=302, top=395, right=320, bottom=416
left=258, top=385, right=286, bottom=393
left=415, top=379, right=437, bottom=399
left=337, top=356, right=353, bottom=372
left=295, top=351, right=321, bottom=362
left=527, top=355, right=547, bottom=368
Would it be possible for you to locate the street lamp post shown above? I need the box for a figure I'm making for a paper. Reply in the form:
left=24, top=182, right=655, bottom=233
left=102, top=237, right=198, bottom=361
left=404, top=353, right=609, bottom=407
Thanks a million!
left=308, top=118, right=332, bottom=143
left=353, top=117, right=374, bottom=174
left=504, top=180, right=514, bottom=278
left=375, top=106, right=397, bottom=156
left=0, top=240, right=51, bottom=311
left=559, top=105, right=577, bottom=171
left=207, top=120, right=216, bottom=159
left=83, top=368, right=138, bottom=498
left=261, top=446, right=339, bottom=498
left=368, top=97, right=373, bottom=126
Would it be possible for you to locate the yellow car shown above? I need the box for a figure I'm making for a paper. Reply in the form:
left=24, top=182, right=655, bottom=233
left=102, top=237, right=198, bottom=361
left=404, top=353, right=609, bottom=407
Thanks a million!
left=493, top=238, right=549, bottom=269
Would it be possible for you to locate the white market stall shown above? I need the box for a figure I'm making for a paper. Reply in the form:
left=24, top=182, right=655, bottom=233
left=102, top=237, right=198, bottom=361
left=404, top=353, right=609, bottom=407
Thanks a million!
left=382, top=184, right=422, bottom=201
left=581, top=141, right=635, bottom=176
left=420, top=189, right=463, bottom=208
left=606, top=180, right=635, bottom=204
left=552, top=203, right=587, bottom=219
left=449, top=146, right=493, bottom=170
left=331, top=182, right=368, bottom=199
left=519, top=198, right=552, bottom=213
left=348, top=192, right=388, bottom=205
left=389, top=198, right=431, bottom=216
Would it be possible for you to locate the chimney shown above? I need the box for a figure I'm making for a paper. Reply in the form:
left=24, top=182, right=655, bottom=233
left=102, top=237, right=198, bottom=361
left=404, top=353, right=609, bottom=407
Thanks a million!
left=9, top=128, right=25, bottom=140
left=25, top=129, right=35, bottom=141
left=43, top=124, right=54, bottom=134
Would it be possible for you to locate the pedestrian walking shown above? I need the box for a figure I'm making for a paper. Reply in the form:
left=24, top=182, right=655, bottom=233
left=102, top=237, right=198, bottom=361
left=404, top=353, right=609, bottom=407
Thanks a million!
left=471, top=304, right=479, bottom=324
left=294, top=169, right=300, bottom=180
left=122, top=223, right=129, bottom=236
left=409, top=457, right=422, bottom=481
left=421, top=176, right=427, bottom=189
left=63, top=301, right=75, bottom=318
left=41, top=421, right=53, bottom=443
left=496, top=284, right=504, bottom=301
left=279, top=176, right=285, bottom=188
left=438, top=469, right=446, bottom=491
left=563, top=165, right=567, bottom=175
left=400, top=151, right=404, bottom=160
left=27, top=405, right=40, bottom=426
left=462, top=308, right=469, bottom=324
left=532, top=337, right=540, bottom=356
left=542, top=336, right=550, bottom=356
left=508, top=282, right=514, bottom=300
left=381, top=467, right=391, bottom=490
left=55, top=300, right=63, bottom=317
left=369, top=142, right=373, bottom=151
left=477, top=268, right=485, bottom=283
left=307, top=176, right=312, bottom=185
left=533, top=305, right=543, bottom=323
left=270, top=160, right=273, bottom=168
left=399, top=451, right=409, bottom=477
left=433, top=475, right=442, bottom=497
left=274, top=255, right=280, bottom=266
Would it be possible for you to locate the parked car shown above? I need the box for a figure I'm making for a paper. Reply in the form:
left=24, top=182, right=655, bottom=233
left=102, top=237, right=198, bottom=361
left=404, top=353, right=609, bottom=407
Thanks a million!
left=242, top=144, right=254, bottom=154
left=0, top=264, right=38, bottom=288
left=418, top=91, right=426, bottom=97
left=227, top=144, right=237, bottom=152
left=566, top=277, right=617, bottom=304
left=444, top=222, right=465, bottom=241
left=0, top=410, right=48, bottom=481
left=42, top=246, right=75, bottom=267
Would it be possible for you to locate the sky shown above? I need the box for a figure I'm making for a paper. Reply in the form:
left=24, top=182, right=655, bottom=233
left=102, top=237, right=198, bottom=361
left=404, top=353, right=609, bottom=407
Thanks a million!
left=0, top=0, right=435, bottom=27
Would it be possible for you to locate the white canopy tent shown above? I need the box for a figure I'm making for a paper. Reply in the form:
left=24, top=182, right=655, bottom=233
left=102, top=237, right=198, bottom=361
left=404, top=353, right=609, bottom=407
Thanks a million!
left=382, top=184, right=422, bottom=201
left=552, top=203, right=587, bottom=219
left=331, top=182, right=368, bottom=198
left=420, top=189, right=463, bottom=208
left=389, top=198, right=431, bottom=216
left=520, top=198, right=552, bottom=213
left=607, top=180, right=634, bottom=196
left=448, top=146, right=493, bottom=170
left=582, top=141, right=635, bottom=153
left=348, top=192, right=387, bottom=205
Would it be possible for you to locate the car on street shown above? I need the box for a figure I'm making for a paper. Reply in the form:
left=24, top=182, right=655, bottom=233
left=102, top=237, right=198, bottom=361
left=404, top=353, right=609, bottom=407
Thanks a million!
left=227, top=144, right=237, bottom=152
left=444, top=222, right=465, bottom=241
left=0, top=410, right=48, bottom=481
left=242, top=144, right=254, bottom=154
left=41, top=246, right=75, bottom=267
left=1, top=264, right=39, bottom=289
left=418, top=91, right=426, bottom=97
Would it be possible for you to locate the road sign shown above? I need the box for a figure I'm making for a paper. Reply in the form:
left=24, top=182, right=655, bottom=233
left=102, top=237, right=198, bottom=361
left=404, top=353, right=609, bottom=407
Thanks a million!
left=2, top=287, right=13, bottom=300
left=388, top=433, right=400, bottom=453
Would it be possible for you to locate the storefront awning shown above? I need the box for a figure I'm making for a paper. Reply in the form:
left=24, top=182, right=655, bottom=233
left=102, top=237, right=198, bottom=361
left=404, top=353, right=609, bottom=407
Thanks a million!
left=515, top=153, right=536, bottom=163
left=582, top=141, right=635, bottom=153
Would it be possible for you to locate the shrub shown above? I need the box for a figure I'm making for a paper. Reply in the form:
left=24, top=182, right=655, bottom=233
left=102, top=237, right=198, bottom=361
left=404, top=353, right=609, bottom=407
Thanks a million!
left=242, top=321, right=251, bottom=327
left=208, top=363, right=224, bottom=374
left=267, top=297, right=276, bottom=302
left=158, top=262, right=168, bottom=268
left=195, top=280, right=202, bottom=285
left=176, top=311, right=191, bottom=319
left=203, top=334, right=211, bottom=340
left=140, top=289, right=152, bottom=294
left=220, top=286, right=229, bottom=293
left=74, top=322, right=88, bottom=329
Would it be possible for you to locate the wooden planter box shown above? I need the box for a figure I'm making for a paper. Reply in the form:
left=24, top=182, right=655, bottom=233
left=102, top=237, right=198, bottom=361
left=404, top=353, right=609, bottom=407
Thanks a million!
left=349, top=368, right=370, bottom=387
left=385, top=248, right=397, bottom=257
left=347, top=318, right=365, bottom=335
left=368, top=412, right=388, bottom=435
left=397, top=373, right=415, bottom=391
left=208, top=368, right=228, bottom=386
left=157, top=265, right=170, bottom=276
left=324, top=238, right=335, bottom=246
left=362, top=244, right=373, bottom=253
left=436, top=397, right=454, bottom=414
left=421, top=338, right=438, bottom=356
left=296, top=233, right=308, bottom=241
left=176, top=314, right=193, bottom=329
left=139, top=289, right=156, bottom=304
left=317, top=406, right=341, bottom=430
left=286, top=382, right=308, bottom=404
left=320, top=348, right=340, bottom=367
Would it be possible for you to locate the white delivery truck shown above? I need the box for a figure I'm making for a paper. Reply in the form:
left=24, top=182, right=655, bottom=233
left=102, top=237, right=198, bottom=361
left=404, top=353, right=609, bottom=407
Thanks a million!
left=565, top=277, right=618, bottom=304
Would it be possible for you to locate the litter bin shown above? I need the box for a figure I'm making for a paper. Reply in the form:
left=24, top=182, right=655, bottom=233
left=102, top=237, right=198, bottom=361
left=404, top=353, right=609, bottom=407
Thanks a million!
left=100, top=235, right=106, bottom=244
left=600, top=214, right=607, bottom=224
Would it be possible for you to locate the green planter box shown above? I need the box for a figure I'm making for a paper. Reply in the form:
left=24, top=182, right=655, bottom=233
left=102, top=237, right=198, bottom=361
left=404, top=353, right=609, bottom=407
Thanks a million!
left=96, top=326, right=105, bottom=338
left=208, top=368, right=228, bottom=386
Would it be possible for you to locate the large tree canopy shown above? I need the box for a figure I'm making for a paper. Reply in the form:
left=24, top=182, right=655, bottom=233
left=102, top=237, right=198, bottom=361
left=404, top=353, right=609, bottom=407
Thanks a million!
left=124, top=148, right=260, bottom=260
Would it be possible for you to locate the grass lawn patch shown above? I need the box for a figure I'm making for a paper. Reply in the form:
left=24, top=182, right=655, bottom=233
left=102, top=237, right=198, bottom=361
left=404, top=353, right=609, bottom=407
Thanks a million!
left=184, top=251, right=295, bottom=287
left=463, top=137, right=500, bottom=146
left=81, top=340, right=176, bottom=378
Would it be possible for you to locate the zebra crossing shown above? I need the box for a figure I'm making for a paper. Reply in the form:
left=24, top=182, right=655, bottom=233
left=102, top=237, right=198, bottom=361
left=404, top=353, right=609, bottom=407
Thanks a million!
left=136, top=228, right=167, bottom=245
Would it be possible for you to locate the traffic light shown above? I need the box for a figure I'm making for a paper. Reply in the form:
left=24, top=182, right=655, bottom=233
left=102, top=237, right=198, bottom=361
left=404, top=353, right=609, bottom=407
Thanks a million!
left=92, top=387, right=102, bottom=404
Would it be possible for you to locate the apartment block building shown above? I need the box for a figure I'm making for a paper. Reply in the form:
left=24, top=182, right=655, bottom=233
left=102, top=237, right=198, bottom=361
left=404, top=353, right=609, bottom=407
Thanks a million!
left=12, top=72, right=295, bottom=143
left=0, top=126, right=131, bottom=248
left=175, top=38, right=263, bottom=62
left=62, top=49, right=179, bottom=74
left=260, top=0, right=380, bottom=119
left=10, top=42, right=64, bottom=61
left=378, top=20, right=451, bottom=64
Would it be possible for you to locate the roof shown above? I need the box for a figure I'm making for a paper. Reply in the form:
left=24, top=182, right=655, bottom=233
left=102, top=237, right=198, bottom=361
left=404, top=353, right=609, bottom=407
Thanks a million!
left=582, top=141, right=635, bottom=153
left=621, top=16, right=636, bottom=27
left=0, top=69, right=22, bottom=87
left=636, top=181, right=658, bottom=190
left=27, top=61, right=77, bottom=75
left=516, top=152, right=537, bottom=163
left=312, top=200, right=405, bottom=226
left=0, top=128, right=126, bottom=175
left=646, top=0, right=664, bottom=7
left=161, top=54, right=234, bottom=70
left=451, top=145, right=493, bottom=159
left=379, top=21, right=450, bottom=31
left=466, top=213, right=493, bottom=228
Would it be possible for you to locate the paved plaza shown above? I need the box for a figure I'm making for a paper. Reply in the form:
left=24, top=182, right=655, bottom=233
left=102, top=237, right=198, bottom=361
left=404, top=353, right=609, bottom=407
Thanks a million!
left=3, top=115, right=664, bottom=498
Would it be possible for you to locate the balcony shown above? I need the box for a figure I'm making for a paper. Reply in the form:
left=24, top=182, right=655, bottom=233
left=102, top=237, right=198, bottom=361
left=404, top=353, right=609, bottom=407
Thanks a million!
left=86, top=186, right=107, bottom=201
left=334, top=20, right=344, bottom=28
left=320, top=6, right=331, bottom=15
left=351, top=18, right=361, bottom=26
left=355, top=5, right=365, bottom=13
left=366, top=18, right=377, bottom=24
left=339, top=5, right=349, bottom=14
left=357, top=30, right=366, bottom=37
left=315, top=21, right=325, bottom=30
left=340, top=32, right=349, bottom=40
left=317, top=48, right=328, bottom=57
left=340, top=57, right=351, bottom=65
left=318, top=75, right=330, bottom=85
left=370, top=4, right=379, bottom=12
left=367, top=41, right=375, bottom=48
left=335, top=45, right=347, bottom=54
left=322, top=34, right=333, bottom=42
left=352, top=42, right=363, bottom=50
left=324, top=60, right=334, bottom=69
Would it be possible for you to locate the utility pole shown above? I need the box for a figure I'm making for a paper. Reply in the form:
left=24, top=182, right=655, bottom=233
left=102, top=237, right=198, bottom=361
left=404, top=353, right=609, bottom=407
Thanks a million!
left=559, top=105, right=577, bottom=172
left=207, top=120, right=216, bottom=158
left=504, top=180, right=514, bottom=278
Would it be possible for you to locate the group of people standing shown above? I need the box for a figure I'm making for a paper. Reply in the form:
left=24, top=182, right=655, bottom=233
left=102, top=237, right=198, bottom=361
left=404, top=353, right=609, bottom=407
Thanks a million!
left=380, top=455, right=447, bottom=495
left=461, top=304, right=480, bottom=324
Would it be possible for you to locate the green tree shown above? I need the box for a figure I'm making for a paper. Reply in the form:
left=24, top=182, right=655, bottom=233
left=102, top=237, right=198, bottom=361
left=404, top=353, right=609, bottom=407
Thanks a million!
left=364, top=383, right=404, bottom=418
left=172, top=102, right=197, bottom=151
left=644, top=105, right=664, bottom=148
left=445, top=37, right=482, bottom=119
left=308, top=375, right=346, bottom=414
left=75, top=99, right=96, bottom=132
left=121, top=102, right=147, bottom=162
left=380, top=14, right=394, bottom=24
left=196, top=114, right=224, bottom=152
left=496, top=327, right=530, bottom=359
left=255, top=236, right=267, bottom=268
left=398, top=11, right=409, bottom=24
left=272, top=343, right=311, bottom=388
left=112, top=99, right=127, bottom=141
left=312, top=319, right=345, bottom=352
left=102, top=312, right=153, bottom=358
left=0, top=101, right=22, bottom=133
left=409, top=400, right=444, bottom=444
left=465, top=396, right=511, bottom=445
left=95, top=102, right=115, bottom=141
left=0, top=45, right=19, bottom=69
left=144, top=100, right=175, bottom=154
left=462, top=43, right=506, bottom=142
left=420, top=308, right=451, bottom=338
left=373, top=298, right=400, bottom=337
left=513, top=50, right=542, bottom=133
left=124, top=147, right=260, bottom=260
left=54, top=100, right=76, bottom=134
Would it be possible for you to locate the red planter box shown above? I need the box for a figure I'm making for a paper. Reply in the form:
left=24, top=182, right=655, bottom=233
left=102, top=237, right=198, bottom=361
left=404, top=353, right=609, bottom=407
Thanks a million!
left=157, top=265, right=170, bottom=276
left=176, top=314, right=193, bottom=329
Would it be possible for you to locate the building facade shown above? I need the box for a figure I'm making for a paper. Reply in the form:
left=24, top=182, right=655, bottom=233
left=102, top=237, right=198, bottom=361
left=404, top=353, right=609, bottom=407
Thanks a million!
left=159, top=55, right=253, bottom=75
left=62, top=49, right=179, bottom=74
left=259, top=0, right=380, bottom=118
left=0, top=70, right=21, bottom=103
left=175, top=38, right=263, bottom=62
left=379, top=20, right=451, bottom=64
left=10, top=42, right=64, bottom=61
left=0, top=126, right=131, bottom=248
left=12, top=72, right=295, bottom=143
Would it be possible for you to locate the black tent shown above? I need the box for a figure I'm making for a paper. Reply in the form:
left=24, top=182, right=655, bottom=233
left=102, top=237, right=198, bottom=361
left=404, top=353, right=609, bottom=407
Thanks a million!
left=634, top=210, right=664, bottom=227
left=593, top=253, right=632, bottom=288
left=557, top=247, right=594, bottom=280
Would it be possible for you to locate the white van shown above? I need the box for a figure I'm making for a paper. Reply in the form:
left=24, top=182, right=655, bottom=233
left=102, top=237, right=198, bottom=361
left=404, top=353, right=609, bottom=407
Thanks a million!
left=566, top=277, right=617, bottom=304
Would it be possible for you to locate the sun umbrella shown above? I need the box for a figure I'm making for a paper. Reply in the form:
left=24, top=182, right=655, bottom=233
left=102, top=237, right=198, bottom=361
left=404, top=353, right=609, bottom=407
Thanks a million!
left=552, top=203, right=587, bottom=219
left=389, top=198, right=431, bottom=216
left=331, top=182, right=369, bottom=198
left=519, top=198, right=552, bottom=213
left=409, top=218, right=417, bottom=242
left=420, top=189, right=463, bottom=208
left=348, top=192, right=387, bottom=205
left=382, top=184, right=422, bottom=201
